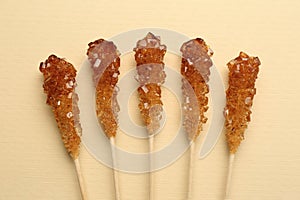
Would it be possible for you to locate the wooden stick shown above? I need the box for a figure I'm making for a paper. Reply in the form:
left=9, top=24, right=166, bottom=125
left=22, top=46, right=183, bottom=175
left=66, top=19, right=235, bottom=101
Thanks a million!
left=224, top=153, right=235, bottom=200
left=187, top=141, right=195, bottom=200
left=110, top=137, right=121, bottom=200
left=149, top=134, right=154, bottom=200
left=74, top=158, right=87, bottom=200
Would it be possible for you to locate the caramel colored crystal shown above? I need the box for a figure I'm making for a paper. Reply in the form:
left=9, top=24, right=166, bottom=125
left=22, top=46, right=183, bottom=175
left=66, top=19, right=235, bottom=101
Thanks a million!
left=39, top=55, right=81, bottom=160
left=181, top=38, right=213, bottom=140
left=224, top=52, right=260, bottom=153
left=87, top=39, right=120, bottom=138
left=134, top=33, right=166, bottom=135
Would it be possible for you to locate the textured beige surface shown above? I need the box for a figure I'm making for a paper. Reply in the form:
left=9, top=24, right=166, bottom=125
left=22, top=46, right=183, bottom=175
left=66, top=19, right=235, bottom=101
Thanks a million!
left=0, top=0, right=300, bottom=199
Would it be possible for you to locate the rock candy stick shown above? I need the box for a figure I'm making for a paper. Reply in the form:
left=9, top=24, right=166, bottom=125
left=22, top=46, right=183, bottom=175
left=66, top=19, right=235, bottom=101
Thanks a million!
left=180, top=38, right=213, bottom=200
left=39, top=55, right=87, bottom=200
left=87, top=39, right=120, bottom=138
left=223, top=52, right=260, bottom=199
left=87, top=39, right=121, bottom=200
left=134, top=32, right=167, bottom=135
left=134, top=32, right=167, bottom=200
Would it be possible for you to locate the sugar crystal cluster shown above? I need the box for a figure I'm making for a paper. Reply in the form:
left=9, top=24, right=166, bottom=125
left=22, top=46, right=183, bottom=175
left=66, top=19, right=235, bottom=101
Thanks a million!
left=180, top=38, right=213, bottom=140
left=87, top=39, right=120, bottom=138
left=134, top=33, right=167, bottom=135
left=39, top=55, right=81, bottom=159
left=224, top=52, right=260, bottom=153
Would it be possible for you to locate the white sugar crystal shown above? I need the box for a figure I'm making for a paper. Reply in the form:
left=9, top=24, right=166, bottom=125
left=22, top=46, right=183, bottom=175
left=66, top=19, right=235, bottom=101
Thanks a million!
left=245, top=97, right=252, bottom=104
left=114, top=86, right=120, bottom=92
left=184, top=66, right=188, bottom=72
left=112, top=72, right=118, bottom=78
left=186, top=97, right=190, bottom=103
left=187, top=58, right=193, bottom=65
left=94, top=59, right=101, bottom=68
left=147, top=38, right=157, bottom=43
left=93, top=53, right=98, bottom=58
left=66, top=112, right=73, bottom=118
left=195, top=58, right=202, bottom=63
left=208, top=48, right=213, bottom=56
left=229, top=60, right=235, bottom=65
left=186, top=40, right=193, bottom=46
left=41, top=62, right=46, bottom=69
left=57, top=100, right=61, bottom=106
left=139, top=39, right=147, bottom=47
left=67, top=92, right=73, bottom=99
left=66, top=80, right=74, bottom=88
left=224, top=109, right=229, bottom=116
left=141, top=85, right=149, bottom=93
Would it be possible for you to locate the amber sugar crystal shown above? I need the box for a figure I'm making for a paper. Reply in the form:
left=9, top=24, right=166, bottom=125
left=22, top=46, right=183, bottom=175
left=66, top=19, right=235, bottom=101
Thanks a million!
left=180, top=38, right=213, bottom=140
left=39, top=55, right=81, bottom=160
left=134, top=33, right=167, bottom=135
left=87, top=39, right=120, bottom=138
left=224, top=52, right=260, bottom=153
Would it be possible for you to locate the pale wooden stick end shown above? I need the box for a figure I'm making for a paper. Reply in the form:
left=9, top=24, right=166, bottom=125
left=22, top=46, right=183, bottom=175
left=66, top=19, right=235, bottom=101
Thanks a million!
left=110, top=137, right=121, bottom=200
left=224, top=153, right=235, bottom=200
left=74, top=158, right=88, bottom=200
left=149, top=135, right=154, bottom=200
left=187, top=142, right=195, bottom=200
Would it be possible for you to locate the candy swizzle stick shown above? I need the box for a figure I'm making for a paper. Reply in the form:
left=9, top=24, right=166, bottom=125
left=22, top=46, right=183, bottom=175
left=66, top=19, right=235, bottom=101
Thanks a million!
left=39, top=55, right=87, bottom=200
left=87, top=39, right=121, bottom=200
left=134, top=33, right=167, bottom=200
left=180, top=38, right=213, bottom=200
left=224, top=52, right=260, bottom=200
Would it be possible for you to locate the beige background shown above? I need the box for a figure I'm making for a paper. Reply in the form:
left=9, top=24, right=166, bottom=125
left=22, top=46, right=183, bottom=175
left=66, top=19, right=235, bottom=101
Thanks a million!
left=1, top=0, right=300, bottom=199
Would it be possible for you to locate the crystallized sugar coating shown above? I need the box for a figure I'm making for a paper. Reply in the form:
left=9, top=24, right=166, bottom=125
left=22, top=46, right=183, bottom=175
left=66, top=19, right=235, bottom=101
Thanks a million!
left=39, top=55, right=81, bottom=159
left=87, top=39, right=120, bottom=138
left=134, top=33, right=166, bottom=135
left=180, top=38, right=213, bottom=140
left=224, top=52, right=260, bottom=153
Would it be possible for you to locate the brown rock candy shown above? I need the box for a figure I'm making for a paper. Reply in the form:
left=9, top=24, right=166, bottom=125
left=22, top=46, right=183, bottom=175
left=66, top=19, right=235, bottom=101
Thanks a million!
left=39, top=55, right=81, bottom=160
left=87, top=39, right=120, bottom=138
left=180, top=38, right=213, bottom=141
left=134, top=33, right=167, bottom=135
left=224, top=52, right=260, bottom=153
